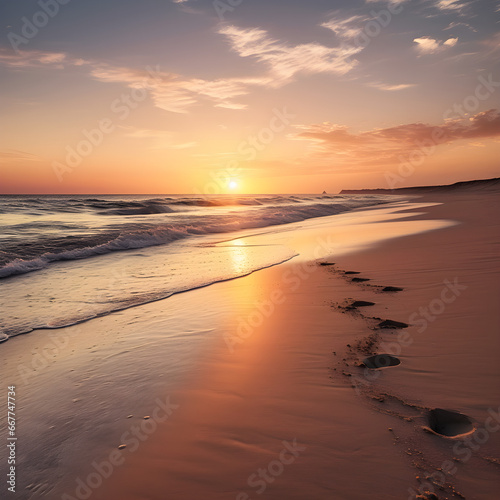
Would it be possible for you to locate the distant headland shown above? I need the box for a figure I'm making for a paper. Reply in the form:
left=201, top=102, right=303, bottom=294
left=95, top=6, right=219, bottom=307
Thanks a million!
left=340, top=177, right=500, bottom=195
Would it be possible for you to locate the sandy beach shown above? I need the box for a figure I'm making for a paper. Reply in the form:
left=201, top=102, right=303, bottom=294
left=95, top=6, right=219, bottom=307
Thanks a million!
left=2, top=185, right=498, bottom=500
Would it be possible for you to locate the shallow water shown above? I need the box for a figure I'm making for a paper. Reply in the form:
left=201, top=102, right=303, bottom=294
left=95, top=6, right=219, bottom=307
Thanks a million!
left=0, top=194, right=400, bottom=341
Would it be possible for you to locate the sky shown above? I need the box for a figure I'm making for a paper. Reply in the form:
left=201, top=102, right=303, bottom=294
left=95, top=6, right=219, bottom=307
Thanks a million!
left=0, top=0, right=499, bottom=194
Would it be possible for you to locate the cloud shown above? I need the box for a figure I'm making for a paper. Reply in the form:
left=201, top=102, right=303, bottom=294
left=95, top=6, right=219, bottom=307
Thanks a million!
left=444, top=37, right=459, bottom=47
left=368, top=82, right=416, bottom=91
left=435, top=0, right=471, bottom=11
left=0, top=49, right=67, bottom=68
left=320, top=15, right=369, bottom=40
left=292, top=109, right=500, bottom=166
left=0, top=149, right=43, bottom=164
left=413, top=36, right=458, bottom=54
left=88, top=63, right=253, bottom=113
left=443, top=21, right=477, bottom=32
left=430, top=0, right=478, bottom=17
left=218, top=25, right=362, bottom=85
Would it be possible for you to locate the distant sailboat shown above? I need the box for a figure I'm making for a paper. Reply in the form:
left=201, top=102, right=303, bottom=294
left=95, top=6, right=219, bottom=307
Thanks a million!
left=322, top=191, right=327, bottom=195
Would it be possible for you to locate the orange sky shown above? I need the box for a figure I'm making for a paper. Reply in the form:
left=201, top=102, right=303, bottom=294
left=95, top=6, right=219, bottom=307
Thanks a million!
left=0, top=0, right=499, bottom=194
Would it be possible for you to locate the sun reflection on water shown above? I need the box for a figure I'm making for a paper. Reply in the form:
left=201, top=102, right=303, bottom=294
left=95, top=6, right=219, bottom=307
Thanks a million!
left=228, top=239, right=250, bottom=274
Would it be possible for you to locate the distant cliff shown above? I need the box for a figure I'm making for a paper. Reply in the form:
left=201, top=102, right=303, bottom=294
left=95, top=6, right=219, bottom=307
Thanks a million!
left=340, top=177, right=500, bottom=195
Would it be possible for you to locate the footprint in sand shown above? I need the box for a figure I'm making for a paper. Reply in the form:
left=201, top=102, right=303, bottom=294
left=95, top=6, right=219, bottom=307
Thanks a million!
left=361, top=354, right=401, bottom=369
left=351, top=277, right=370, bottom=282
left=344, top=300, right=376, bottom=312
left=381, top=286, right=404, bottom=292
left=377, top=319, right=409, bottom=329
left=425, top=408, right=475, bottom=438
left=344, top=271, right=361, bottom=275
left=349, top=300, right=375, bottom=308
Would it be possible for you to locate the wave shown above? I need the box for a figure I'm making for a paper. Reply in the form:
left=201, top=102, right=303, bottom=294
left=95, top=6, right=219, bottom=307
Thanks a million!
left=0, top=196, right=394, bottom=279
left=92, top=196, right=295, bottom=213
left=0, top=227, right=189, bottom=278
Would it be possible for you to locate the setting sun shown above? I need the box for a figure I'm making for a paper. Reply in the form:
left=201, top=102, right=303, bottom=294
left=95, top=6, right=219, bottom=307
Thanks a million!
left=229, top=180, right=238, bottom=190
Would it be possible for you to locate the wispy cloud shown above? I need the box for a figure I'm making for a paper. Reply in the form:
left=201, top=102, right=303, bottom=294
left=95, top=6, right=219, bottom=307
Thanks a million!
left=292, top=109, right=500, bottom=166
left=0, top=49, right=67, bottom=68
left=89, top=63, right=254, bottom=113
left=368, top=82, right=416, bottom=91
left=444, top=21, right=477, bottom=32
left=413, top=36, right=458, bottom=54
left=218, top=25, right=362, bottom=85
left=0, top=149, right=43, bottom=164
left=435, top=0, right=471, bottom=11
left=431, top=0, right=478, bottom=17
left=320, top=15, right=369, bottom=40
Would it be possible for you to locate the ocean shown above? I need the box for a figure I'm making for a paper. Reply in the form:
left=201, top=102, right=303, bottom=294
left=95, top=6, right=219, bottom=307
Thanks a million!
left=0, top=194, right=393, bottom=343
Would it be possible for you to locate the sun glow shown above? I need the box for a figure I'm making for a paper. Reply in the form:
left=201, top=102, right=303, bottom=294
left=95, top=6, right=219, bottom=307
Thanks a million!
left=228, top=180, right=238, bottom=190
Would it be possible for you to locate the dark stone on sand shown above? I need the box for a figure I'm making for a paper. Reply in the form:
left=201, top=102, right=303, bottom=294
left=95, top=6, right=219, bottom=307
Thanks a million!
left=427, top=408, right=474, bottom=437
left=352, top=277, right=370, bottom=282
left=350, top=301, right=375, bottom=308
left=362, top=354, right=401, bottom=369
left=382, top=286, right=403, bottom=292
left=378, top=319, right=408, bottom=329
left=344, top=271, right=360, bottom=275
left=319, top=262, right=335, bottom=266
